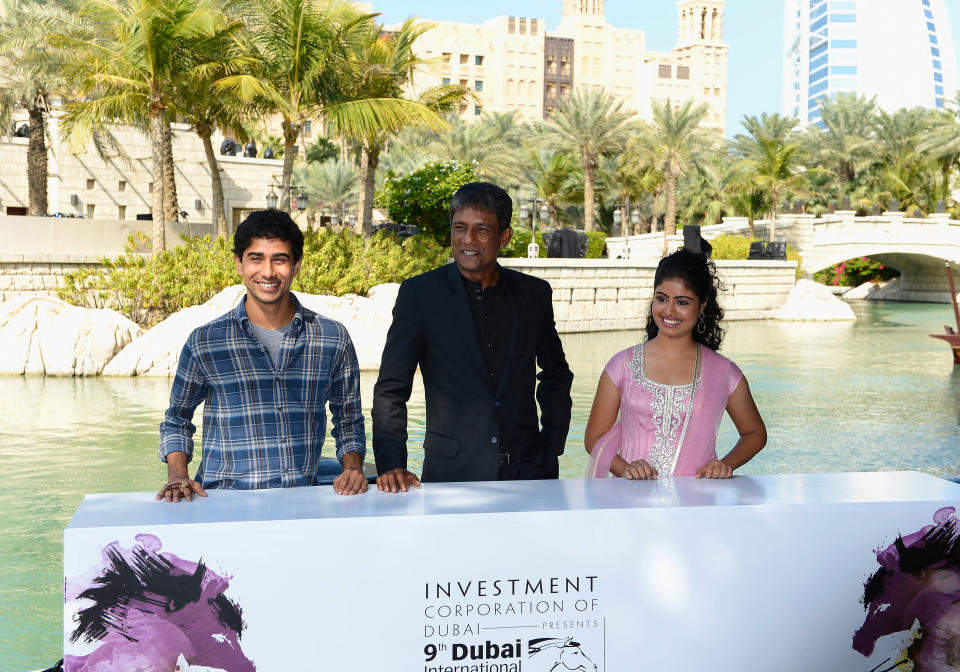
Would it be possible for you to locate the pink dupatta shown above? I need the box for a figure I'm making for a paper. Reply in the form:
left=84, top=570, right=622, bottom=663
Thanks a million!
left=586, top=418, right=622, bottom=478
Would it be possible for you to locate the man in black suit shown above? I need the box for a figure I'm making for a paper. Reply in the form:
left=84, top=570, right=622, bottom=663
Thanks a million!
left=372, top=182, right=574, bottom=489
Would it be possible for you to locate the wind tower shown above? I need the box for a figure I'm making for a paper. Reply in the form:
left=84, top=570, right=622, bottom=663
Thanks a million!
left=562, top=0, right=605, bottom=22
left=676, top=1, right=725, bottom=46
left=666, top=0, right=728, bottom=129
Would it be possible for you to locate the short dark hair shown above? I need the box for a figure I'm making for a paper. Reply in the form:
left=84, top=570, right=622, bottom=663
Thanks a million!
left=449, top=182, right=513, bottom=232
left=645, top=247, right=726, bottom=350
left=233, top=210, right=304, bottom=262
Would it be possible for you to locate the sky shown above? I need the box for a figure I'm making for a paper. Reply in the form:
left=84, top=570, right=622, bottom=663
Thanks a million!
left=371, top=0, right=960, bottom=137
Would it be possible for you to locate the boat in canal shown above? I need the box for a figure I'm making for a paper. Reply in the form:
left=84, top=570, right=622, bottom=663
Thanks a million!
left=930, top=261, right=960, bottom=364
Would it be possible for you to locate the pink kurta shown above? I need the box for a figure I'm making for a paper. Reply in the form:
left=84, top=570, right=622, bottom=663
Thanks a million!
left=587, top=342, right=743, bottom=478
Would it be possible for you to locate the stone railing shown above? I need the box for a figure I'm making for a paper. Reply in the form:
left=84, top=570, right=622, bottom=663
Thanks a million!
left=502, top=258, right=797, bottom=333
left=604, top=219, right=775, bottom=263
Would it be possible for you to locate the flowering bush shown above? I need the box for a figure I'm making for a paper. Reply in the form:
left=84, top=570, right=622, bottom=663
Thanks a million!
left=813, top=256, right=899, bottom=287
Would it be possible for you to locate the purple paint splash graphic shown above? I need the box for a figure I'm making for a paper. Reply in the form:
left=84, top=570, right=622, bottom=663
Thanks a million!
left=64, top=534, right=256, bottom=672
left=853, top=506, right=960, bottom=672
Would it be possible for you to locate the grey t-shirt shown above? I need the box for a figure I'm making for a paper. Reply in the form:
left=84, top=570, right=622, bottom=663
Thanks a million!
left=249, top=319, right=296, bottom=368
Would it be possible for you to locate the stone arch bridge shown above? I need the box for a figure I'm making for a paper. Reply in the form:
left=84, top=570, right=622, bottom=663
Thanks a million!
left=605, top=211, right=960, bottom=303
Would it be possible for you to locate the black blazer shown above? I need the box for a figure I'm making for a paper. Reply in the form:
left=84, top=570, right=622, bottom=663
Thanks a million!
left=372, top=263, right=573, bottom=482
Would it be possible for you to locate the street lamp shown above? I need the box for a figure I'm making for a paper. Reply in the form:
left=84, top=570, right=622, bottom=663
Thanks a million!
left=265, top=183, right=307, bottom=211
left=519, top=194, right=550, bottom=259
left=612, top=197, right=641, bottom=259
left=328, top=201, right=354, bottom=230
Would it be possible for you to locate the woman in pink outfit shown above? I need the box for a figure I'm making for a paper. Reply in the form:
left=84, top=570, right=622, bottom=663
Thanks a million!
left=585, top=249, right=766, bottom=479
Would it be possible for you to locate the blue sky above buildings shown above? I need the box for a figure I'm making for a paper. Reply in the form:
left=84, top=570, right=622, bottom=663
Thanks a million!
left=373, top=0, right=960, bottom=137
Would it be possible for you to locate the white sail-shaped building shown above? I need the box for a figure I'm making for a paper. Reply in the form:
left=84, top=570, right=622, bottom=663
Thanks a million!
left=783, top=0, right=958, bottom=126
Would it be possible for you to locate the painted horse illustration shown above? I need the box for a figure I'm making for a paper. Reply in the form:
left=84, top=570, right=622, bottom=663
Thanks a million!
left=853, top=506, right=960, bottom=671
left=64, top=534, right=255, bottom=672
left=528, top=637, right=597, bottom=671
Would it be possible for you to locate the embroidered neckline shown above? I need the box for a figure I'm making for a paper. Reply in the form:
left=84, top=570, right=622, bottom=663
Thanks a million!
left=627, top=342, right=702, bottom=476
left=635, top=341, right=702, bottom=388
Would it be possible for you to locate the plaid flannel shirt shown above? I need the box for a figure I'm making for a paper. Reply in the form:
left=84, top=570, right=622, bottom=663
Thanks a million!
left=158, top=294, right=366, bottom=489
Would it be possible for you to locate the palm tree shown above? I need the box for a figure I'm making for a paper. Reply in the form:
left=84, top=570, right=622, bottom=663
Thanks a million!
left=55, top=0, right=219, bottom=253
left=733, top=113, right=807, bottom=239
left=294, top=157, right=358, bottom=227
left=167, top=10, right=258, bottom=237
left=217, top=0, right=356, bottom=211
left=525, top=148, right=578, bottom=229
left=873, top=107, right=938, bottom=211
left=221, top=0, right=416, bottom=213
left=326, top=18, right=468, bottom=236
left=725, top=170, right=768, bottom=236
left=0, top=0, right=79, bottom=215
left=630, top=98, right=713, bottom=236
left=539, top=87, right=635, bottom=231
left=616, top=159, right=662, bottom=235
left=679, top=151, right=730, bottom=227
left=426, top=112, right=526, bottom=187
left=805, top=93, right=877, bottom=188
left=921, top=92, right=960, bottom=170
left=379, top=124, right=433, bottom=176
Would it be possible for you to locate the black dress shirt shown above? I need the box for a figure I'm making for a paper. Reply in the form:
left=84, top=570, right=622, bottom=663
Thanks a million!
left=462, top=272, right=514, bottom=394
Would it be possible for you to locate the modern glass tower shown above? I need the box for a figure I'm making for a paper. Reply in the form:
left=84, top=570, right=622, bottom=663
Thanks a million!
left=783, top=0, right=958, bottom=126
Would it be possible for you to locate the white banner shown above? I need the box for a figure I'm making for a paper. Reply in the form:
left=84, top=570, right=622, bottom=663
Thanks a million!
left=64, top=473, right=960, bottom=671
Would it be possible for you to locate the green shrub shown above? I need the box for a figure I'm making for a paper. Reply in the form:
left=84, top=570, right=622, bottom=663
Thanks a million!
left=708, top=234, right=802, bottom=278
left=382, top=161, right=477, bottom=245
left=356, top=230, right=450, bottom=290
left=500, top=229, right=605, bottom=258
left=59, top=233, right=236, bottom=326
left=709, top=234, right=754, bottom=260
left=500, top=229, right=547, bottom=258
left=59, top=230, right=449, bottom=326
left=785, top=245, right=801, bottom=278
left=585, top=231, right=606, bottom=259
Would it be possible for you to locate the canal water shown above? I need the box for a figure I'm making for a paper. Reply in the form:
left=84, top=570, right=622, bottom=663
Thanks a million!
left=2, top=300, right=959, bottom=670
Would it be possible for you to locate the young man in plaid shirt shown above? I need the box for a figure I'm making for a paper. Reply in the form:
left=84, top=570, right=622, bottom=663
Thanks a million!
left=157, top=210, right=367, bottom=501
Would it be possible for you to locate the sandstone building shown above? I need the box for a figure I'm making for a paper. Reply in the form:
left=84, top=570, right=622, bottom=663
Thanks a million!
left=394, top=0, right=728, bottom=129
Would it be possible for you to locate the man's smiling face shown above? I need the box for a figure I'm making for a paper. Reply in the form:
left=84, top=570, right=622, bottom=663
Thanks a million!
left=234, top=236, right=301, bottom=310
left=450, top=205, right=512, bottom=285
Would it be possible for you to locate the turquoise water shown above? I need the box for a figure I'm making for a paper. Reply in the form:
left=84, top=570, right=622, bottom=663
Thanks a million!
left=2, top=300, right=959, bottom=670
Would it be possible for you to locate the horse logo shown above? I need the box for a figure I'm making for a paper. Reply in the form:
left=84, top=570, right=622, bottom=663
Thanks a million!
left=64, top=534, right=255, bottom=672
left=852, top=506, right=960, bottom=671
left=528, top=637, right=597, bottom=671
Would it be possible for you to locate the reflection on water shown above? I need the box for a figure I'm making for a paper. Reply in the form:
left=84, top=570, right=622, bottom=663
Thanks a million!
left=2, top=300, right=959, bottom=668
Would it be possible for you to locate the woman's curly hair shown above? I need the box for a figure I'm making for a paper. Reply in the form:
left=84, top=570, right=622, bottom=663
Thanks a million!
left=644, top=248, right=726, bottom=350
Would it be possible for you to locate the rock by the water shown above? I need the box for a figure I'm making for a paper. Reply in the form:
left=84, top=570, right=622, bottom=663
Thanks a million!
left=104, top=284, right=399, bottom=377
left=863, top=276, right=902, bottom=300
left=0, top=295, right=140, bottom=375
left=103, top=286, right=246, bottom=376
left=841, top=281, right=877, bottom=300
left=772, top=279, right=857, bottom=321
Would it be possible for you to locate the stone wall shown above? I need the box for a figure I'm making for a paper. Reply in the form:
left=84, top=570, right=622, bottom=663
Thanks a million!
left=0, top=254, right=102, bottom=303
left=3, top=255, right=798, bottom=330
left=501, top=258, right=797, bottom=333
